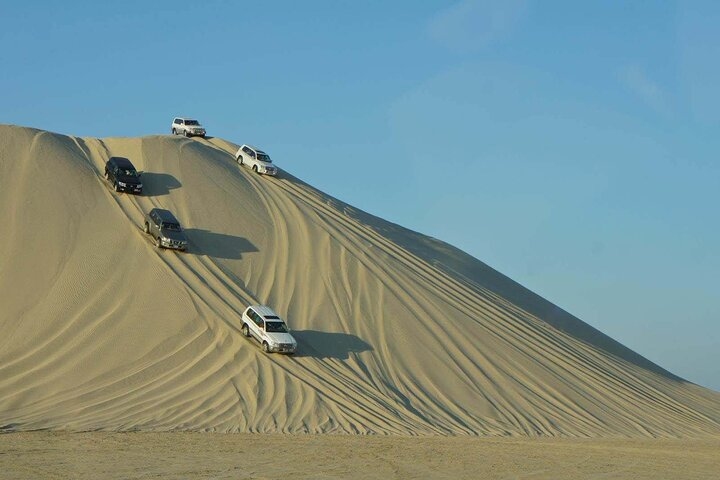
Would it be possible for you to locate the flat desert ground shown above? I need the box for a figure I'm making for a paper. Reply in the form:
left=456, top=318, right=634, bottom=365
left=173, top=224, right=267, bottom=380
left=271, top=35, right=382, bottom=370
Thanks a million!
left=2, top=433, right=719, bottom=479
left=1, top=125, right=719, bottom=478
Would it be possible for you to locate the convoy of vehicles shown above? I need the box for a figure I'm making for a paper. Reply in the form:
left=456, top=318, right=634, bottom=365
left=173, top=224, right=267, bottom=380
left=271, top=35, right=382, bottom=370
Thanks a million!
left=235, top=144, right=277, bottom=176
left=104, top=119, right=294, bottom=352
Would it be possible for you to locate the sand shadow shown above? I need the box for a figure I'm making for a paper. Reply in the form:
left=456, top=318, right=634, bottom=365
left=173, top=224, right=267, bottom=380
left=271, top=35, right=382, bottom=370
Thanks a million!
left=184, top=229, right=257, bottom=260
left=139, top=172, right=182, bottom=196
left=292, top=330, right=372, bottom=360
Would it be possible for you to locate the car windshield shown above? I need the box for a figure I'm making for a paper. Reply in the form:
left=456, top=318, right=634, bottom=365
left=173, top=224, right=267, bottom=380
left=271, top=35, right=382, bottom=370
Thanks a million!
left=185, top=120, right=200, bottom=126
left=162, top=222, right=181, bottom=231
left=120, top=168, right=138, bottom=177
left=265, top=321, right=288, bottom=333
left=257, top=153, right=272, bottom=163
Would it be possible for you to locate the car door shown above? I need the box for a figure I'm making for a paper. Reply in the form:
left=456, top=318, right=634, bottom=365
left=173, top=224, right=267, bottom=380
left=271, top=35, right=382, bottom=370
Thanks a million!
left=246, top=148, right=257, bottom=169
left=150, top=212, right=161, bottom=237
left=106, top=161, right=115, bottom=183
left=247, top=309, right=261, bottom=341
left=239, top=146, right=250, bottom=165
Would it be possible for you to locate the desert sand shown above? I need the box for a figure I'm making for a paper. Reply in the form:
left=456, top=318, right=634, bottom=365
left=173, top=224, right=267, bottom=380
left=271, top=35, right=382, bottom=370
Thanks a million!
left=2, top=432, right=720, bottom=479
left=1, top=124, right=719, bottom=476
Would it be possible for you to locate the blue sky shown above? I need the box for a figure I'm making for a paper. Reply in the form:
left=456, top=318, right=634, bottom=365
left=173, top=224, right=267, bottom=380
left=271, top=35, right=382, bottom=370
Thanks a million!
left=1, top=1, right=718, bottom=390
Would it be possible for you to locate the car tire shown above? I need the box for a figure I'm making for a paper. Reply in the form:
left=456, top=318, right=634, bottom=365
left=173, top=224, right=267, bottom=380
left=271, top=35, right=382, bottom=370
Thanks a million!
left=184, top=130, right=191, bottom=138
left=253, top=165, right=260, bottom=174
left=144, top=222, right=150, bottom=234
left=238, top=156, right=243, bottom=165
left=114, top=182, right=120, bottom=192
left=156, top=237, right=162, bottom=249
left=104, top=170, right=109, bottom=180
left=172, top=128, right=176, bottom=135
left=262, top=342, right=271, bottom=353
left=242, top=324, right=250, bottom=337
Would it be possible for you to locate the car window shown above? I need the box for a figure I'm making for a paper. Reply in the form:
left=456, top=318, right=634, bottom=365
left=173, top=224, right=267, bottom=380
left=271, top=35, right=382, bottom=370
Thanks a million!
left=265, top=321, right=288, bottom=333
left=162, top=222, right=181, bottom=231
left=174, top=119, right=180, bottom=124
left=243, top=146, right=252, bottom=154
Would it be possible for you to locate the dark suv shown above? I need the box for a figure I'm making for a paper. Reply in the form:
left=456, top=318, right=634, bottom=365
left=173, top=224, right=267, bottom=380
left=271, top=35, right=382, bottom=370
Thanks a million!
left=144, top=208, right=188, bottom=251
left=105, top=157, right=143, bottom=194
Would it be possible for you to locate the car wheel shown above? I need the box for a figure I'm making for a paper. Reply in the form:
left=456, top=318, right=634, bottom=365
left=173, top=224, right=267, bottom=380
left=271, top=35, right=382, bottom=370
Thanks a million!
left=104, top=170, right=109, bottom=179
left=114, top=182, right=120, bottom=192
left=253, top=165, right=260, bottom=174
left=172, top=128, right=176, bottom=135
left=156, top=237, right=162, bottom=248
left=242, top=324, right=250, bottom=337
left=262, top=342, right=271, bottom=353
left=144, top=222, right=150, bottom=234
left=238, top=156, right=243, bottom=165
left=184, top=130, right=191, bottom=138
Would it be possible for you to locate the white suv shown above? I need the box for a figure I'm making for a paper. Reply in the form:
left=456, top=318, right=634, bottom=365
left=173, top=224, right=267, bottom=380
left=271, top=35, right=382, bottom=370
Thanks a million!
left=241, top=305, right=297, bottom=354
left=235, top=144, right=277, bottom=176
left=171, top=117, right=206, bottom=138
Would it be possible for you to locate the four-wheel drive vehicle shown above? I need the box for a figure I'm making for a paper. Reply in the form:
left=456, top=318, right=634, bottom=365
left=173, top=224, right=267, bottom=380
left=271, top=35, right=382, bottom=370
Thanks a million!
left=241, top=305, right=297, bottom=354
left=171, top=117, right=206, bottom=138
left=105, top=157, right=143, bottom=194
left=144, top=208, right=188, bottom=251
left=235, top=144, right=277, bottom=176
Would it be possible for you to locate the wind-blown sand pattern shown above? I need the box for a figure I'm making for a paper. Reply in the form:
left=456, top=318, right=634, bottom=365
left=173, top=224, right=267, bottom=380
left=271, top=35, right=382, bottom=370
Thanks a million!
left=1, top=124, right=719, bottom=436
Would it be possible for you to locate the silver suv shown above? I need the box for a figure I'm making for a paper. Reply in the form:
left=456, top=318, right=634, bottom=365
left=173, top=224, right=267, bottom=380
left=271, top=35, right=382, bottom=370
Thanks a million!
left=144, top=208, right=188, bottom=251
left=171, top=117, right=206, bottom=138
left=241, top=305, right=297, bottom=354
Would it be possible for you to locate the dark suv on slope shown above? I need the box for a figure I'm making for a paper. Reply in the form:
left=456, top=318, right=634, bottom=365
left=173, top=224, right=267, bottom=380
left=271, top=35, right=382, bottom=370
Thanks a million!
left=104, top=157, right=143, bottom=194
left=144, top=208, right=188, bottom=251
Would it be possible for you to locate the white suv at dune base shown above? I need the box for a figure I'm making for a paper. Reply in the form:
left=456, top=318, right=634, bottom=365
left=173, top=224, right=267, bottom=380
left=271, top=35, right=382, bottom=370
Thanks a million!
left=241, top=305, right=297, bottom=354
left=171, top=117, right=206, bottom=138
left=235, top=144, right=277, bottom=176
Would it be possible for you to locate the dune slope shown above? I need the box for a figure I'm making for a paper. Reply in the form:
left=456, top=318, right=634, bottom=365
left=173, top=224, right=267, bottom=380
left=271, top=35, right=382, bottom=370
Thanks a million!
left=1, top=125, right=718, bottom=436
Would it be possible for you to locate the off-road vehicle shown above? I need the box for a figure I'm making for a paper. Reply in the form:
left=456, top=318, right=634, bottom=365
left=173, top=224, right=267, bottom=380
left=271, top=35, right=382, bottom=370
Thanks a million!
left=104, top=157, right=143, bottom=194
left=241, top=305, right=297, bottom=354
left=144, top=208, right=188, bottom=251
left=171, top=117, right=206, bottom=138
left=235, top=145, right=277, bottom=176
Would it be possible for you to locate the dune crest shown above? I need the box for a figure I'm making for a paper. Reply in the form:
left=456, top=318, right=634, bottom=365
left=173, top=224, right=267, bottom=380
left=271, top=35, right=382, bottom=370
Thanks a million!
left=1, top=125, right=718, bottom=436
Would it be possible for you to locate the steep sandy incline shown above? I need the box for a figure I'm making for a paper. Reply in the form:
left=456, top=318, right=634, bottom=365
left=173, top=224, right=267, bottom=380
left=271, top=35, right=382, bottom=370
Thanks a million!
left=1, top=125, right=719, bottom=436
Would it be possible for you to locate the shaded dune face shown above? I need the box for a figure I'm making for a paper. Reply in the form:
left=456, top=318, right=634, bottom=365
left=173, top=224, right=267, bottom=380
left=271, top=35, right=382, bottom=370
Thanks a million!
left=0, top=125, right=718, bottom=436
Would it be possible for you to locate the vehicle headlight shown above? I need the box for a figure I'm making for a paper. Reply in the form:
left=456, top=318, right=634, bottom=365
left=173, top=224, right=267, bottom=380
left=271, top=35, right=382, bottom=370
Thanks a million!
left=137, top=184, right=143, bottom=188
left=118, top=182, right=127, bottom=187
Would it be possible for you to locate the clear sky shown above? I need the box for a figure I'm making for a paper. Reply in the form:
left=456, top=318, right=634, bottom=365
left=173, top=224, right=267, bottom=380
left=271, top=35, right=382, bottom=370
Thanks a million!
left=1, top=1, right=718, bottom=391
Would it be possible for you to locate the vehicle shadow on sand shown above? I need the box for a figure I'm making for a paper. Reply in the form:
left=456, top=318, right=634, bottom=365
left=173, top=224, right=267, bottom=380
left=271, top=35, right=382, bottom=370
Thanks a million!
left=184, top=229, right=258, bottom=260
left=292, top=330, right=372, bottom=360
left=140, top=172, right=182, bottom=196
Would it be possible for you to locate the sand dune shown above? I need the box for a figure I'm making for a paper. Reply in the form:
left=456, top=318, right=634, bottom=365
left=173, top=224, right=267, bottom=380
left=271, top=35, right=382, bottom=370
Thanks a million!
left=1, top=124, right=719, bottom=436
